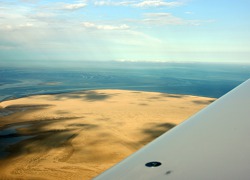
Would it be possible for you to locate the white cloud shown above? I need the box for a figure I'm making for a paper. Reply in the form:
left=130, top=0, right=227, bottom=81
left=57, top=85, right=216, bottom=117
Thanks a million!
left=29, top=12, right=55, bottom=19
left=0, top=9, right=36, bottom=31
left=142, top=13, right=202, bottom=26
left=82, top=22, right=130, bottom=30
left=134, top=0, right=183, bottom=7
left=143, top=13, right=186, bottom=25
left=20, top=0, right=39, bottom=3
left=18, top=22, right=34, bottom=28
left=60, top=3, right=87, bottom=10
left=94, top=0, right=184, bottom=7
left=94, top=1, right=134, bottom=6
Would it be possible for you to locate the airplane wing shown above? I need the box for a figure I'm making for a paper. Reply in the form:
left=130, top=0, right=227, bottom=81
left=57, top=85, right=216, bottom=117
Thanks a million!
left=94, top=79, right=250, bottom=180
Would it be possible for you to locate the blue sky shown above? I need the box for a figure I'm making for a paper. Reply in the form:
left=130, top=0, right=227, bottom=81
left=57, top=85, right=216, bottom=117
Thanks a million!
left=0, top=0, right=250, bottom=63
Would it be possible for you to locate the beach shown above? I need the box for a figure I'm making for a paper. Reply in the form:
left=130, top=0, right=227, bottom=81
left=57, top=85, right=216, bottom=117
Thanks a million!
left=0, top=89, right=215, bottom=180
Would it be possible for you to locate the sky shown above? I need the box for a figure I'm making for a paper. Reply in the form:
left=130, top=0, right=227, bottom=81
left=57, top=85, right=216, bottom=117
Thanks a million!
left=0, top=0, right=250, bottom=64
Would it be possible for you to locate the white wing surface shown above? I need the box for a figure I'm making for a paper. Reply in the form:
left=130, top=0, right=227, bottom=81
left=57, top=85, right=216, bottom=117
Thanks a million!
left=94, top=79, right=250, bottom=180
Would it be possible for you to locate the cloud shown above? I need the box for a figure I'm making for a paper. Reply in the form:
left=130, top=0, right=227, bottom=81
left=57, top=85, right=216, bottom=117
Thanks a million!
left=0, top=9, right=35, bottom=31
left=82, top=22, right=130, bottom=30
left=36, top=1, right=87, bottom=11
left=29, top=12, right=55, bottom=19
left=94, top=0, right=184, bottom=7
left=60, top=3, right=87, bottom=10
left=134, top=0, right=183, bottom=7
left=94, top=1, right=134, bottom=6
left=142, top=13, right=202, bottom=26
left=19, top=0, right=39, bottom=3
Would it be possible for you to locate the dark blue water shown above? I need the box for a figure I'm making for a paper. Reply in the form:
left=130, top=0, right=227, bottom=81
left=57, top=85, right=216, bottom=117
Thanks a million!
left=1, top=61, right=250, bottom=101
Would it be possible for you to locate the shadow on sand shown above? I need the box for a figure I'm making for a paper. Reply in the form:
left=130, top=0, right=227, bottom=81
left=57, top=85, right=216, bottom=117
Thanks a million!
left=47, top=91, right=113, bottom=102
left=0, top=104, right=100, bottom=160
left=192, top=99, right=215, bottom=105
left=141, top=122, right=176, bottom=144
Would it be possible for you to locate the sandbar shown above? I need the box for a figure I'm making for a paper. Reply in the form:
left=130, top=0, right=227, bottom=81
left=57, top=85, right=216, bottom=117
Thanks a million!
left=0, top=89, right=215, bottom=180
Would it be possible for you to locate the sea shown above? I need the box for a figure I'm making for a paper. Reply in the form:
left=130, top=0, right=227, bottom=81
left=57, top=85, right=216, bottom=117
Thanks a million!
left=1, top=61, right=250, bottom=102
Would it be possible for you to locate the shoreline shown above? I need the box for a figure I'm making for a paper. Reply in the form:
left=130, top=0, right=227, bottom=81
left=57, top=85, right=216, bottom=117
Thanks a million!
left=0, top=89, right=215, bottom=179
left=0, top=88, right=218, bottom=103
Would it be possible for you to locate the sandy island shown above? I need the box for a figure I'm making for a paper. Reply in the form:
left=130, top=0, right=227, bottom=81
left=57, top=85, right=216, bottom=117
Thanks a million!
left=0, top=89, right=215, bottom=180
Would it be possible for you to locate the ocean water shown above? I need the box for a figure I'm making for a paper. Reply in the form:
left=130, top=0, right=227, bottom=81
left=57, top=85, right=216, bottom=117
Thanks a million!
left=1, top=61, right=250, bottom=101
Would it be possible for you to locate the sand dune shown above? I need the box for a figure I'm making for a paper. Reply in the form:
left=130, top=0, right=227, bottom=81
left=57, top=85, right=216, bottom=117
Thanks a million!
left=0, top=90, right=215, bottom=180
